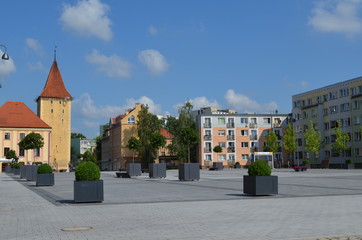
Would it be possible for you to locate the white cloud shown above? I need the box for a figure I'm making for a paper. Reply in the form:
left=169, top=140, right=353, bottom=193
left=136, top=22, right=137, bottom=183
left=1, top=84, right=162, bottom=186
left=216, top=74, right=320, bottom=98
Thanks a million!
left=138, top=49, right=169, bottom=76
left=27, top=61, right=45, bottom=71
left=125, top=96, right=163, bottom=115
left=148, top=25, right=158, bottom=35
left=309, top=0, right=362, bottom=36
left=300, top=81, right=309, bottom=88
left=59, top=0, right=112, bottom=41
left=0, top=51, right=16, bottom=79
left=25, top=38, right=44, bottom=55
left=85, top=49, right=131, bottom=78
left=224, top=89, right=278, bottom=113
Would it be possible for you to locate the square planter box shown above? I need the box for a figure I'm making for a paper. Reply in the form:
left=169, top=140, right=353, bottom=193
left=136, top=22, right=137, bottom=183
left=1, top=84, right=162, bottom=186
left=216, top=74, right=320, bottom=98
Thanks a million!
left=20, top=165, right=26, bottom=178
left=36, top=173, right=54, bottom=186
left=26, top=165, right=39, bottom=181
left=74, top=180, right=104, bottom=203
left=127, top=163, right=141, bottom=177
left=213, top=162, right=224, bottom=171
left=12, top=168, right=20, bottom=175
left=347, top=164, right=354, bottom=169
left=243, top=175, right=278, bottom=196
left=179, top=163, right=200, bottom=181
left=5, top=165, right=11, bottom=174
left=149, top=163, right=166, bottom=178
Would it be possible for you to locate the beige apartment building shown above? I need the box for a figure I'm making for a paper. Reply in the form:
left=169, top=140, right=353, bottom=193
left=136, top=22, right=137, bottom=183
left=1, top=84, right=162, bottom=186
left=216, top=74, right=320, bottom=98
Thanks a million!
left=192, top=107, right=289, bottom=168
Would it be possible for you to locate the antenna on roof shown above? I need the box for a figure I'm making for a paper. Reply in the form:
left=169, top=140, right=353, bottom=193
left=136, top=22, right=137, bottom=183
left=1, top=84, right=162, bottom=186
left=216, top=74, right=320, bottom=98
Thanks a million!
left=54, top=45, right=57, bottom=61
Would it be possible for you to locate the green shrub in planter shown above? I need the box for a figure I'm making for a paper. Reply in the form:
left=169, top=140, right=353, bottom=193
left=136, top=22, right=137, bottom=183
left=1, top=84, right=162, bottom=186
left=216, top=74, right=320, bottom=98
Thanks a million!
left=11, top=163, right=21, bottom=169
left=247, top=160, right=271, bottom=176
left=75, top=161, right=100, bottom=181
left=37, top=164, right=52, bottom=174
left=345, top=159, right=352, bottom=164
left=302, top=160, right=309, bottom=165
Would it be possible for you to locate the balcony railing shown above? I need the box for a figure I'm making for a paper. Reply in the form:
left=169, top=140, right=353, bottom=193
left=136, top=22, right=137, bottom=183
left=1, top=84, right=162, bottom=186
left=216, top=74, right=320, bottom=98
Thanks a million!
left=204, top=148, right=212, bottom=153
left=227, top=123, right=235, bottom=128
left=273, top=123, right=281, bottom=128
left=204, top=135, right=212, bottom=141
left=227, top=135, right=235, bottom=141
left=227, top=160, right=235, bottom=165
left=204, top=160, right=212, bottom=166
left=203, top=123, right=212, bottom=128
left=249, top=123, right=257, bottom=128
left=227, top=147, right=235, bottom=153
left=250, top=135, right=257, bottom=140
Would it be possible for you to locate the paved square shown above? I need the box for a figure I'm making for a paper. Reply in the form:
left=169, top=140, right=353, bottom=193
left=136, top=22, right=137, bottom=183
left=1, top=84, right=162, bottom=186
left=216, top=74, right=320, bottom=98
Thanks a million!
left=1, top=169, right=362, bottom=240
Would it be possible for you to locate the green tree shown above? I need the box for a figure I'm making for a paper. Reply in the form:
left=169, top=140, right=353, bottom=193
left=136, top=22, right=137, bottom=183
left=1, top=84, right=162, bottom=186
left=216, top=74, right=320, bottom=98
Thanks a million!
left=127, top=136, right=141, bottom=164
left=165, top=101, right=199, bottom=163
left=18, top=132, right=44, bottom=164
left=213, top=145, right=223, bottom=162
left=82, top=150, right=97, bottom=164
left=282, top=123, right=298, bottom=165
left=5, top=149, right=18, bottom=162
left=71, top=133, right=87, bottom=139
left=137, top=105, right=162, bottom=166
left=264, top=130, right=279, bottom=153
left=150, top=133, right=166, bottom=163
left=179, top=127, right=200, bottom=163
left=332, top=120, right=351, bottom=158
left=304, top=120, right=322, bottom=166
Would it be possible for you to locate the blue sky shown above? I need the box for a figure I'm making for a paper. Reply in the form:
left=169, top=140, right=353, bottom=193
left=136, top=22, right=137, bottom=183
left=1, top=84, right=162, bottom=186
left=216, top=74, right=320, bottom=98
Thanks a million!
left=1, top=0, right=362, bottom=139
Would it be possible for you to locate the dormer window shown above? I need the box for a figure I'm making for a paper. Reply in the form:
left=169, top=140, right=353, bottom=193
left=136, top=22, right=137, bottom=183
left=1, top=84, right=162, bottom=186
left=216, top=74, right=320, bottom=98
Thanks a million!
left=128, top=116, right=135, bottom=124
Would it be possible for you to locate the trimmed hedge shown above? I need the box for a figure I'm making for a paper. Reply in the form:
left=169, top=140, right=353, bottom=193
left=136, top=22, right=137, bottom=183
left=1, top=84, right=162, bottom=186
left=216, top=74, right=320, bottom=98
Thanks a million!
left=37, top=163, right=53, bottom=174
left=247, top=160, right=271, bottom=176
left=75, top=161, right=100, bottom=181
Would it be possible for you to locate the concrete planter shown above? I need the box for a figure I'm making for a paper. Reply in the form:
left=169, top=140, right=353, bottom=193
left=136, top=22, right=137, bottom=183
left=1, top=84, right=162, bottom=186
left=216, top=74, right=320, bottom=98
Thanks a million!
left=26, top=165, right=39, bottom=181
left=243, top=175, right=278, bottom=196
left=127, top=163, right=141, bottom=177
left=234, top=164, right=241, bottom=169
left=149, top=163, right=166, bottom=178
left=213, top=162, right=224, bottom=171
left=179, top=163, right=200, bottom=181
left=5, top=166, right=11, bottom=174
left=347, top=164, right=354, bottom=169
left=12, top=168, right=20, bottom=175
left=20, top=165, right=26, bottom=178
left=36, top=173, right=54, bottom=186
left=74, top=180, right=104, bottom=203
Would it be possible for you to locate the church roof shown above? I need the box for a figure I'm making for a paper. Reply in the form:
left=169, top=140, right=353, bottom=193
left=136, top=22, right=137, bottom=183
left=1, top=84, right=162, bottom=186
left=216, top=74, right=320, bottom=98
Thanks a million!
left=37, top=60, right=72, bottom=100
left=0, top=101, right=51, bottom=129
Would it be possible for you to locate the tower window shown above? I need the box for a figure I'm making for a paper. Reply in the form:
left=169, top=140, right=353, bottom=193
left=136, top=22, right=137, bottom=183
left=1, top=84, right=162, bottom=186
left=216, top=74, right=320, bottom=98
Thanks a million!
left=62, top=109, right=64, bottom=113
left=59, top=101, right=62, bottom=104
left=51, top=109, right=53, bottom=113
left=51, top=100, right=53, bottom=104
left=4, top=133, right=10, bottom=140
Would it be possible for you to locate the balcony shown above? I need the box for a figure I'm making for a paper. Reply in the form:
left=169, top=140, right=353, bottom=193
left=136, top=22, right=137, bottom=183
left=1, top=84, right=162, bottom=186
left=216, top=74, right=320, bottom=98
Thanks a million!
left=250, top=135, right=257, bottom=140
left=227, top=160, right=235, bottom=165
left=226, top=123, right=235, bottom=128
left=204, top=148, right=212, bottom=153
left=203, top=123, right=212, bottom=128
left=204, top=135, right=212, bottom=141
left=273, top=123, right=281, bottom=128
left=227, top=135, right=235, bottom=141
left=204, top=160, right=212, bottom=166
left=249, top=123, right=257, bottom=128
left=227, top=147, right=235, bottom=153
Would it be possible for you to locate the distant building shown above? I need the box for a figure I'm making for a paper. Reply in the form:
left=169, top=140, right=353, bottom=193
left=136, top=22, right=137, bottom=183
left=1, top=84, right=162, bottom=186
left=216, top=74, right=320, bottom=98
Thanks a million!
left=192, top=107, right=289, bottom=168
left=71, top=138, right=97, bottom=163
left=0, top=101, right=52, bottom=171
left=292, top=77, right=362, bottom=168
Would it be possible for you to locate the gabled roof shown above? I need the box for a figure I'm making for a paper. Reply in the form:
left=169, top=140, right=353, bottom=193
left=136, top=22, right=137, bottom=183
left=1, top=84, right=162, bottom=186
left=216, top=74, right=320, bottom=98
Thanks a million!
left=160, top=128, right=174, bottom=139
left=0, top=101, right=51, bottom=129
left=37, top=60, right=72, bottom=100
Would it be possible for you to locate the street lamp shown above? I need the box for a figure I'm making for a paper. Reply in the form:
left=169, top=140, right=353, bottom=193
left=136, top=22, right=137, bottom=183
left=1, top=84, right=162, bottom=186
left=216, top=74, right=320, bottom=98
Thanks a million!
left=0, top=44, right=9, bottom=60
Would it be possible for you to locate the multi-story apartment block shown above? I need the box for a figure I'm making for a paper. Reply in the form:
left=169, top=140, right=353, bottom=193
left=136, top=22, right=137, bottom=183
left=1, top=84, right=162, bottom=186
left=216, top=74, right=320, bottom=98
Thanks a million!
left=192, top=107, right=289, bottom=168
left=292, top=77, right=362, bottom=168
left=71, top=138, right=97, bottom=163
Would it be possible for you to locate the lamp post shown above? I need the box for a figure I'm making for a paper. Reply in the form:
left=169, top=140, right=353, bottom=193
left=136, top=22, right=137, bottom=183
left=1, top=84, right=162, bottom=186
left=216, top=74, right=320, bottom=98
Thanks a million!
left=0, top=44, right=10, bottom=60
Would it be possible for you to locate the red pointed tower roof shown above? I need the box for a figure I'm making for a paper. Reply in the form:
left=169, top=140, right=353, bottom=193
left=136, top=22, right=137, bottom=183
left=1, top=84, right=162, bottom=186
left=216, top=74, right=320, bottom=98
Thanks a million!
left=0, top=101, right=51, bottom=128
left=37, top=60, right=72, bottom=101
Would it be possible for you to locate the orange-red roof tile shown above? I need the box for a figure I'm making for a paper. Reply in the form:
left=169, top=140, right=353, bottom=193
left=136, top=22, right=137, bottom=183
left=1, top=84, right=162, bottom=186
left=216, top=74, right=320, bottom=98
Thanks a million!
left=160, top=128, right=174, bottom=139
left=37, top=60, right=72, bottom=100
left=0, top=101, right=51, bottom=129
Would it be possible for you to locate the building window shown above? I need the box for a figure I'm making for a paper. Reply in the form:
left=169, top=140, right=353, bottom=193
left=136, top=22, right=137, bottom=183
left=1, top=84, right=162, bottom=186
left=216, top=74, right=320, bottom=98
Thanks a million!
left=4, top=132, right=10, bottom=140
left=128, top=116, right=135, bottom=124
left=353, top=100, right=360, bottom=109
left=205, top=154, right=212, bottom=161
left=311, top=109, right=317, bottom=117
left=240, top=118, right=248, bottom=124
left=19, top=148, right=25, bottom=157
left=218, top=154, right=226, bottom=161
left=218, top=130, right=225, bottom=136
left=228, top=154, right=235, bottom=160
left=354, top=116, right=361, bottom=125
left=354, top=132, right=361, bottom=141
left=34, top=148, right=40, bottom=157
left=241, top=130, right=248, bottom=136
left=323, top=108, right=328, bottom=116
left=218, top=142, right=226, bottom=148
left=324, top=122, right=330, bottom=130
left=241, top=142, right=249, bottom=148
left=218, top=118, right=225, bottom=125
left=317, top=96, right=322, bottom=103
left=297, top=138, right=303, bottom=146
left=59, top=101, right=62, bottom=104
left=340, top=103, right=350, bottom=112
left=4, top=147, right=10, bottom=156
left=251, top=118, right=257, bottom=124
left=263, top=118, right=271, bottom=124
left=330, top=105, right=338, bottom=114
left=340, top=88, right=349, bottom=97
left=242, top=154, right=248, bottom=160
left=20, top=133, right=25, bottom=140
left=62, top=109, right=65, bottom=113
left=51, top=109, right=53, bottom=113
left=325, top=136, right=330, bottom=144
left=351, top=87, right=357, bottom=95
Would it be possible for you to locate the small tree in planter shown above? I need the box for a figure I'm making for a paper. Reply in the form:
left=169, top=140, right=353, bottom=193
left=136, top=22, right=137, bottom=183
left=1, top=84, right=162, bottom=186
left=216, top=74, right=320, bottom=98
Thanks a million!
left=74, top=161, right=103, bottom=203
left=345, top=159, right=354, bottom=169
left=149, top=133, right=166, bottom=178
left=18, top=132, right=44, bottom=164
left=212, top=145, right=224, bottom=170
left=243, top=160, right=278, bottom=196
left=36, top=163, right=54, bottom=186
left=234, top=161, right=241, bottom=169
left=126, top=137, right=142, bottom=177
